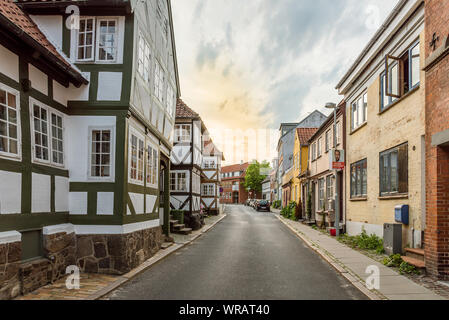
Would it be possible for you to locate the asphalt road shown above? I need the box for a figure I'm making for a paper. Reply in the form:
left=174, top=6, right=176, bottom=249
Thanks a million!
left=107, top=205, right=367, bottom=300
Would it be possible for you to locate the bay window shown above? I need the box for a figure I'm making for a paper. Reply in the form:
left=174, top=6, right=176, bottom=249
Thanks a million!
left=174, top=124, right=191, bottom=143
left=31, top=102, right=65, bottom=166
left=202, top=184, right=215, bottom=196
left=170, top=172, right=187, bottom=192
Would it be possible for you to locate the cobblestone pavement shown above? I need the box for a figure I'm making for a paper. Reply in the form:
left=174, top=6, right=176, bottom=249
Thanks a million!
left=16, top=212, right=227, bottom=300
left=16, top=273, right=119, bottom=300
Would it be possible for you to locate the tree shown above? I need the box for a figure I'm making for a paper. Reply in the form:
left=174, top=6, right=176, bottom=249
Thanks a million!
left=244, top=160, right=271, bottom=195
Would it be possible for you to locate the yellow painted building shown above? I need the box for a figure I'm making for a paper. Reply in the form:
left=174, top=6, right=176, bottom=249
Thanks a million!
left=335, top=2, right=425, bottom=248
left=292, top=128, right=319, bottom=215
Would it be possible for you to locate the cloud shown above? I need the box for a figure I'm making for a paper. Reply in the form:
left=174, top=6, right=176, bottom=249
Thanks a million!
left=172, top=0, right=399, bottom=164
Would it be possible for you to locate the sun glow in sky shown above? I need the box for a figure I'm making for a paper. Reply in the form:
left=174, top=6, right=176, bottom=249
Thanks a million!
left=172, top=0, right=399, bottom=165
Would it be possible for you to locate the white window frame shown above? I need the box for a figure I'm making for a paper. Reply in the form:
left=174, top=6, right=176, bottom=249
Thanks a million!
left=128, top=127, right=145, bottom=186
left=202, top=183, right=215, bottom=196
left=351, top=91, right=367, bottom=131
left=174, top=124, right=191, bottom=143
left=146, top=140, right=159, bottom=188
left=76, top=17, right=96, bottom=62
left=96, top=18, right=119, bottom=63
left=170, top=171, right=188, bottom=192
left=0, top=84, right=20, bottom=160
left=166, top=85, right=175, bottom=118
left=154, top=60, right=165, bottom=102
left=87, top=126, right=115, bottom=181
left=137, top=32, right=151, bottom=82
left=317, top=138, right=322, bottom=157
left=30, top=99, right=66, bottom=168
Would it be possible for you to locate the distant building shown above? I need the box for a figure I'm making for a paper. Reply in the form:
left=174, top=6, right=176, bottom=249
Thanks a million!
left=262, top=177, right=271, bottom=201
left=220, top=162, right=253, bottom=204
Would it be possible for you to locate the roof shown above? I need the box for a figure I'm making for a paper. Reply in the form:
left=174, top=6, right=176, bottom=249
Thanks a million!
left=296, top=128, right=318, bottom=145
left=0, top=0, right=87, bottom=86
left=221, top=162, right=249, bottom=175
left=176, top=99, right=199, bottom=119
left=204, top=140, right=225, bottom=161
left=308, top=100, right=346, bottom=143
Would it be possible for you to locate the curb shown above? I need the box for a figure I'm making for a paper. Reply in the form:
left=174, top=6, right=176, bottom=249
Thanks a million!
left=87, top=214, right=228, bottom=300
left=273, top=213, right=385, bottom=300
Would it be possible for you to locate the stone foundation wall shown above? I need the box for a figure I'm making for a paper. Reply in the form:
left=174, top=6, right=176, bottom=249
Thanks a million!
left=76, top=226, right=163, bottom=275
left=19, top=259, right=51, bottom=295
left=0, top=241, right=21, bottom=300
left=43, top=232, right=77, bottom=281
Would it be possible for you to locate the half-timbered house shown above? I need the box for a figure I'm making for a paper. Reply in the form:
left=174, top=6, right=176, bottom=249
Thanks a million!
left=201, top=138, right=224, bottom=215
left=0, top=0, right=180, bottom=299
left=170, top=99, right=206, bottom=230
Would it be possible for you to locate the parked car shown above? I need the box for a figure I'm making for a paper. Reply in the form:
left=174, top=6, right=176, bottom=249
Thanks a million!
left=256, top=200, right=270, bottom=212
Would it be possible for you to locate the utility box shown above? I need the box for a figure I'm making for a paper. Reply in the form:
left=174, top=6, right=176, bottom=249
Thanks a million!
left=383, top=223, right=402, bottom=255
left=394, top=205, right=409, bottom=225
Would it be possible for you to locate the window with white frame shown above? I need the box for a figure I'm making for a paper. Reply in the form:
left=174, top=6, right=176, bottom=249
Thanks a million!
left=97, top=19, right=118, bottom=62
left=202, top=184, right=215, bottom=196
left=203, top=159, right=216, bottom=169
left=336, top=121, right=341, bottom=145
left=154, top=61, right=165, bottom=102
left=146, top=143, right=158, bottom=186
left=90, top=129, right=112, bottom=177
left=76, top=17, right=118, bottom=63
left=174, top=124, right=191, bottom=143
left=137, top=33, right=151, bottom=82
left=170, top=172, right=187, bottom=192
left=129, top=133, right=145, bottom=183
left=351, top=92, right=367, bottom=131
left=319, top=178, right=325, bottom=210
left=0, top=86, right=19, bottom=157
left=32, top=103, right=65, bottom=166
left=166, top=85, right=175, bottom=117
left=382, top=41, right=420, bottom=111
left=77, top=17, right=95, bottom=61
left=325, top=129, right=330, bottom=152
left=317, top=138, right=322, bottom=157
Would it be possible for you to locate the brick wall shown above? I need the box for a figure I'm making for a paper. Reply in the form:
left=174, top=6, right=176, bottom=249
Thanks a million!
left=424, top=0, right=449, bottom=280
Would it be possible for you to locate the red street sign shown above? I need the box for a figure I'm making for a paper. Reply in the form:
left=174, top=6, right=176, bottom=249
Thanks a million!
left=332, top=162, right=345, bottom=170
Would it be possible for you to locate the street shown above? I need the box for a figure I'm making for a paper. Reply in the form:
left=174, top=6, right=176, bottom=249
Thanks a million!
left=107, top=205, right=367, bottom=300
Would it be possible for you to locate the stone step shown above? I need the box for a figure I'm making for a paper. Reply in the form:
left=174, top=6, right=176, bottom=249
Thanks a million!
left=161, top=242, right=174, bottom=250
left=402, top=256, right=426, bottom=269
left=405, top=248, right=425, bottom=261
left=169, top=220, right=179, bottom=225
left=175, top=228, right=192, bottom=235
left=172, top=224, right=185, bottom=231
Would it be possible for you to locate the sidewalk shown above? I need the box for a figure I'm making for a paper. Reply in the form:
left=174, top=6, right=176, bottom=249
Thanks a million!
left=271, top=209, right=446, bottom=300
left=16, top=212, right=228, bottom=300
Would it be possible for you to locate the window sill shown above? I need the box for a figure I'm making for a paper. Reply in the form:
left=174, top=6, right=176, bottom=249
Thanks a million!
left=349, top=122, right=367, bottom=135
left=379, top=85, right=420, bottom=115
left=378, top=194, right=408, bottom=200
left=350, top=197, right=368, bottom=202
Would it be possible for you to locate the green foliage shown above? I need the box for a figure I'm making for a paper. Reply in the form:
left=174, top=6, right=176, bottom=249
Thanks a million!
left=382, top=254, right=421, bottom=275
left=306, top=191, right=312, bottom=220
left=337, top=229, right=384, bottom=254
left=244, top=160, right=271, bottom=193
left=281, top=201, right=298, bottom=221
left=272, top=200, right=281, bottom=209
left=171, top=210, right=185, bottom=224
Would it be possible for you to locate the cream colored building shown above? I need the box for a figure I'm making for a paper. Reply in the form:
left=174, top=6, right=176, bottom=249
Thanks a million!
left=307, top=107, right=345, bottom=227
left=335, top=0, right=425, bottom=248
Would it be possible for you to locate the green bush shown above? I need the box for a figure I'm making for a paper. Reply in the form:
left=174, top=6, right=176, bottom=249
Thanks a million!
left=382, top=254, right=421, bottom=275
left=273, top=200, right=281, bottom=209
left=337, top=229, right=384, bottom=254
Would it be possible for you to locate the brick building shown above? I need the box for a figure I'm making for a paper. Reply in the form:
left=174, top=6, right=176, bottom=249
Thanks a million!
left=424, top=0, right=449, bottom=280
left=220, top=162, right=253, bottom=204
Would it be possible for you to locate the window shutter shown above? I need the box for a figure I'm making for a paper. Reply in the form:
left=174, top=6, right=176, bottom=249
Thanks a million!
left=398, top=144, right=408, bottom=194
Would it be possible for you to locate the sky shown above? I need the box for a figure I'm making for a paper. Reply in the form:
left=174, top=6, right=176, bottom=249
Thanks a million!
left=172, top=0, right=399, bottom=166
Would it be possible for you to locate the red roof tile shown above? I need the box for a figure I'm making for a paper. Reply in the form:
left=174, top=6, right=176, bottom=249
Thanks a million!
left=297, top=128, right=318, bottom=145
left=176, top=99, right=199, bottom=119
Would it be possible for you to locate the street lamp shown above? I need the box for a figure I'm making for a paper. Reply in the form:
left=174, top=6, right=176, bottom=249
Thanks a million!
left=325, top=102, right=340, bottom=236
